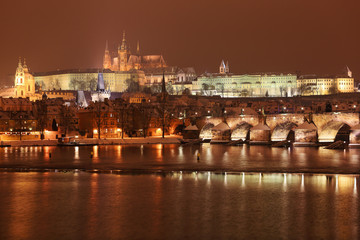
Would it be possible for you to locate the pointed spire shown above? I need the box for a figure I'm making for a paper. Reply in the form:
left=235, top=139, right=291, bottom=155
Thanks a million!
left=18, top=57, right=22, bottom=67
left=105, top=40, right=109, bottom=51
left=346, top=65, right=352, bottom=78
left=23, top=58, right=29, bottom=72
left=219, top=60, right=226, bottom=74
left=161, top=71, right=166, bottom=94
left=120, top=30, right=127, bottom=50
left=97, top=72, right=105, bottom=91
left=136, top=40, right=140, bottom=55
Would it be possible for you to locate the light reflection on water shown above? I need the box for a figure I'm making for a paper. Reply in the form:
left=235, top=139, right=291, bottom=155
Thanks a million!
left=0, top=172, right=358, bottom=240
left=0, top=144, right=360, bottom=174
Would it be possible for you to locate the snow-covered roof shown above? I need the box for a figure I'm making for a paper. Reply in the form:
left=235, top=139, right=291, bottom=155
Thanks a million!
left=296, top=121, right=317, bottom=130
left=251, top=124, right=270, bottom=130
left=212, top=122, right=230, bottom=131
left=184, top=125, right=199, bottom=131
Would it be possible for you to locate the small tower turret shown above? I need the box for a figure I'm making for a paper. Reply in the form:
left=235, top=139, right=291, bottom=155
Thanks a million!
left=225, top=61, right=229, bottom=73
left=219, top=60, right=226, bottom=74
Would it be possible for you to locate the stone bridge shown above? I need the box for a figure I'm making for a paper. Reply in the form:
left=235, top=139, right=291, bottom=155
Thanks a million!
left=192, top=113, right=360, bottom=145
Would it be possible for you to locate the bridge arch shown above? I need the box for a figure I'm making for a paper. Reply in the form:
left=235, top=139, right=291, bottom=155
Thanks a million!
left=271, top=121, right=298, bottom=142
left=318, top=121, right=351, bottom=143
left=231, top=122, right=253, bottom=141
left=200, top=123, right=214, bottom=140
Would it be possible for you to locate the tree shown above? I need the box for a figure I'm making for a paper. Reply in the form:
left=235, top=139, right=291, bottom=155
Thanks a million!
left=325, top=101, right=332, bottom=112
left=35, top=82, right=41, bottom=92
left=92, top=100, right=109, bottom=139
left=328, top=86, right=338, bottom=95
left=35, top=99, right=48, bottom=140
left=182, top=88, right=191, bottom=95
left=240, top=89, right=249, bottom=97
left=86, top=76, right=97, bottom=91
left=142, top=86, right=152, bottom=94
left=69, top=78, right=79, bottom=90
left=138, top=99, right=153, bottom=138
left=50, top=78, right=61, bottom=90
left=166, top=82, right=174, bottom=95
left=126, top=79, right=140, bottom=92
left=11, top=112, right=25, bottom=141
left=150, top=84, right=162, bottom=94
left=201, top=83, right=210, bottom=96
left=59, top=104, right=74, bottom=136
left=114, top=99, right=131, bottom=139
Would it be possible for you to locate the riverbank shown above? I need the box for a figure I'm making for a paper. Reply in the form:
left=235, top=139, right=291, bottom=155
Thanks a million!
left=0, top=136, right=182, bottom=147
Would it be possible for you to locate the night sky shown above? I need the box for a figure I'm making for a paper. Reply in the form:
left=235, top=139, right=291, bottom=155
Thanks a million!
left=1, top=0, right=359, bottom=84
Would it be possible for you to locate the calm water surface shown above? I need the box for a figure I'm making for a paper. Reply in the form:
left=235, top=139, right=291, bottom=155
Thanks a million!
left=0, top=144, right=359, bottom=173
left=0, top=172, right=358, bottom=240
left=0, top=145, right=359, bottom=239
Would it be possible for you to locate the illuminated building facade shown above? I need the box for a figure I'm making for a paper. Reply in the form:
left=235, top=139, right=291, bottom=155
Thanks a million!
left=14, top=58, right=36, bottom=99
left=192, top=62, right=297, bottom=97
left=297, top=76, right=355, bottom=95
left=34, top=69, right=143, bottom=93
left=103, top=31, right=167, bottom=72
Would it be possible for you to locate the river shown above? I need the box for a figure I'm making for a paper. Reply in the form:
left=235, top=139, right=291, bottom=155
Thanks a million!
left=0, top=144, right=359, bottom=239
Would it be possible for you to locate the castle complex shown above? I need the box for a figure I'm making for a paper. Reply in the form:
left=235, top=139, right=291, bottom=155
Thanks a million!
left=103, top=31, right=167, bottom=72
left=0, top=33, right=354, bottom=99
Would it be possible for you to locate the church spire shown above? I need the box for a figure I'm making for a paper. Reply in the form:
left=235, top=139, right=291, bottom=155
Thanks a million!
left=18, top=57, right=22, bottom=67
left=161, top=71, right=166, bottom=94
left=23, top=58, right=29, bottom=72
left=103, top=40, right=112, bottom=70
left=136, top=40, right=140, bottom=55
left=120, top=30, right=127, bottom=50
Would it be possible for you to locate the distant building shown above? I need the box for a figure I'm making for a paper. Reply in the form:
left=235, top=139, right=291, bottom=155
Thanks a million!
left=192, top=61, right=297, bottom=97
left=297, top=75, right=354, bottom=95
left=103, top=31, right=167, bottom=72
left=33, top=69, right=140, bottom=93
left=14, top=58, right=37, bottom=100
left=91, top=73, right=111, bottom=102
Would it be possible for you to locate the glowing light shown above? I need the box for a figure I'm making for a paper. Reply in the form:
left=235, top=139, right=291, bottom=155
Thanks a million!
left=93, top=129, right=98, bottom=134
left=117, top=128, right=121, bottom=132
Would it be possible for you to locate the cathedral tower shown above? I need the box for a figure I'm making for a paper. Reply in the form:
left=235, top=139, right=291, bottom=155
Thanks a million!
left=118, top=31, right=128, bottom=71
left=103, top=41, right=112, bottom=70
